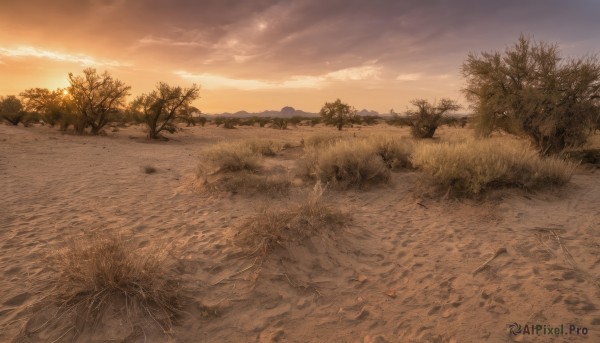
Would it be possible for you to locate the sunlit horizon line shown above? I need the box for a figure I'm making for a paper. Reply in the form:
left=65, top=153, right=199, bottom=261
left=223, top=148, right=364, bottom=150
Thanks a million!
left=0, top=46, right=128, bottom=67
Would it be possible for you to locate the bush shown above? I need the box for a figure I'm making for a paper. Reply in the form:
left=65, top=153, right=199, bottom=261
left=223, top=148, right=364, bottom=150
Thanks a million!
left=360, top=115, right=380, bottom=125
left=386, top=111, right=413, bottom=127
left=406, top=99, right=461, bottom=139
left=0, top=95, right=26, bottom=125
left=197, top=140, right=290, bottom=195
left=271, top=117, right=288, bottom=130
left=237, top=183, right=345, bottom=256
left=20, top=233, right=184, bottom=341
left=302, top=139, right=391, bottom=188
left=365, top=135, right=415, bottom=170
left=462, top=35, right=600, bottom=155
left=302, top=133, right=345, bottom=149
left=246, top=139, right=281, bottom=156
left=204, top=170, right=291, bottom=196
left=198, top=142, right=262, bottom=175
left=411, top=139, right=576, bottom=196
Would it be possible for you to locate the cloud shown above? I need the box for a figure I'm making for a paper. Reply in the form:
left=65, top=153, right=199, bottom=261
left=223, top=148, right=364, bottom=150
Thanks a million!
left=396, top=73, right=422, bottom=81
left=0, top=46, right=127, bottom=67
left=136, top=36, right=204, bottom=48
left=174, top=71, right=325, bottom=90
left=175, top=63, right=383, bottom=90
left=326, top=65, right=381, bottom=81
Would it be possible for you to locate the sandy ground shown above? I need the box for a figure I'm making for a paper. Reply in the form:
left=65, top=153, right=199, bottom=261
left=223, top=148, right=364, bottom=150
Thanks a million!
left=1, top=123, right=599, bottom=342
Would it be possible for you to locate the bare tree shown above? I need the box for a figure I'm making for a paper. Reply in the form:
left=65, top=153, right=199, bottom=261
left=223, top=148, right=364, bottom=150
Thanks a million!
left=68, top=68, right=130, bottom=135
left=320, top=99, right=357, bottom=131
left=132, top=83, right=200, bottom=139
left=462, top=35, right=600, bottom=154
left=407, top=98, right=461, bottom=138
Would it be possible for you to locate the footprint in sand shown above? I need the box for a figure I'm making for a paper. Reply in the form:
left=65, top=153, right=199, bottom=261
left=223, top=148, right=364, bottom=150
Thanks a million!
left=3, top=292, right=30, bottom=307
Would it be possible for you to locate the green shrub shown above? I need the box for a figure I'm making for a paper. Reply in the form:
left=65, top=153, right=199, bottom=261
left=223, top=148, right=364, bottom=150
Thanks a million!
left=411, top=138, right=576, bottom=195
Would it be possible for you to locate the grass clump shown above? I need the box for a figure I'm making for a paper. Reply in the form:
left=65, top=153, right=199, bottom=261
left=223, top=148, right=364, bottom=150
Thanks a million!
left=300, top=135, right=414, bottom=188
left=238, top=183, right=346, bottom=256
left=364, top=135, right=415, bottom=170
left=199, top=141, right=262, bottom=175
left=302, top=133, right=344, bottom=149
left=245, top=139, right=281, bottom=157
left=21, top=233, right=184, bottom=341
left=198, top=139, right=284, bottom=175
left=411, top=138, right=576, bottom=196
left=303, top=140, right=390, bottom=188
left=205, top=170, right=291, bottom=196
left=197, top=140, right=292, bottom=195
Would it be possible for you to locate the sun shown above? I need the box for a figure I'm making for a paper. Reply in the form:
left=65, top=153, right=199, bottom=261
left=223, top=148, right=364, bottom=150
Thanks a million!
left=62, top=89, right=68, bottom=95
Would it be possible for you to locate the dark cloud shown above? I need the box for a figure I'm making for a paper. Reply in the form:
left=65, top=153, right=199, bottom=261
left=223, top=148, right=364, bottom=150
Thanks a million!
left=1, top=0, right=600, bottom=111
left=2, top=0, right=599, bottom=77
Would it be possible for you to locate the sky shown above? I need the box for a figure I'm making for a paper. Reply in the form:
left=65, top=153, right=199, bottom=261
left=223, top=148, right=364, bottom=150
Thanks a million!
left=1, top=0, right=599, bottom=114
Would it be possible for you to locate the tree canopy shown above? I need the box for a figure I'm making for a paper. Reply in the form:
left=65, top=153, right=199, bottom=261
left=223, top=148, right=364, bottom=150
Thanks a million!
left=319, top=99, right=357, bottom=131
left=132, top=82, right=200, bottom=139
left=462, top=35, right=600, bottom=154
left=68, top=68, right=130, bottom=134
left=406, top=98, right=461, bottom=138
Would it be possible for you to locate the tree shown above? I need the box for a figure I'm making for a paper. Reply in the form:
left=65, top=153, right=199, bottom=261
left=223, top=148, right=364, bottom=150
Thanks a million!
left=178, top=104, right=201, bottom=127
left=271, top=117, right=288, bottom=129
left=319, top=99, right=357, bottom=130
left=406, top=98, right=461, bottom=138
left=68, top=68, right=131, bottom=135
left=132, top=83, right=200, bottom=139
left=462, top=35, right=600, bottom=155
left=20, top=88, right=77, bottom=128
left=0, top=96, right=26, bottom=125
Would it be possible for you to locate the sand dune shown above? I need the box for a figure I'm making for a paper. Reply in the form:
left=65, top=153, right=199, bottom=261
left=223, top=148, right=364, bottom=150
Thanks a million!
left=1, top=124, right=599, bottom=342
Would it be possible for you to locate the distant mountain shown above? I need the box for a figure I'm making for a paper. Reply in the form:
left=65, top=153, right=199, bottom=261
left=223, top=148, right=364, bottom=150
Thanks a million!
left=207, top=106, right=319, bottom=118
left=206, top=107, right=387, bottom=118
left=357, top=109, right=381, bottom=116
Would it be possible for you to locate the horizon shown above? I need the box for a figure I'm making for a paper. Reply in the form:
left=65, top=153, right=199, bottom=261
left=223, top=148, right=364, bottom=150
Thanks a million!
left=1, top=0, right=600, bottom=113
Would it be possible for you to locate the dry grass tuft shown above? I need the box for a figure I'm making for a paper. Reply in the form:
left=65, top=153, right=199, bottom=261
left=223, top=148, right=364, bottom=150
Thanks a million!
left=411, top=138, right=576, bottom=196
left=204, top=170, right=291, bottom=196
left=197, top=140, right=292, bottom=195
left=364, top=135, right=415, bottom=170
left=300, top=135, right=414, bottom=188
left=17, top=233, right=184, bottom=341
left=245, top=139, right=282, bottom=157
left=302, top=133, right=345, bottom=149
left=238, top=183, right=346, bottom=256
left=304, top=140, right=390, bottom=188
left=198, top=142, right=262, bottom=175
left=197, top=139, right=285, bottom=176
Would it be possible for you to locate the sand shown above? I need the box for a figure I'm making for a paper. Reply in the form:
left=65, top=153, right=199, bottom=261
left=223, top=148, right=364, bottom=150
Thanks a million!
left=1, top=123, right=599, bottom=342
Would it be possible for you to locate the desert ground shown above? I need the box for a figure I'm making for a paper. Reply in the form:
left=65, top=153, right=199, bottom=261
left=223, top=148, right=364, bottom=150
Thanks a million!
left=1, top=123, right=599, bottom=343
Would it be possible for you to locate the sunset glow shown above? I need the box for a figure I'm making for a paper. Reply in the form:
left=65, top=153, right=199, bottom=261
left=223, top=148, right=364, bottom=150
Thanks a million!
left=1, top=1, right=599, bottom=113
